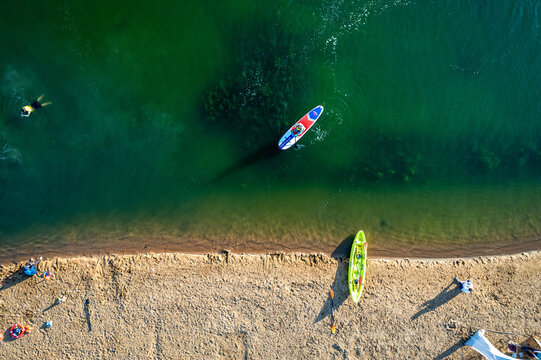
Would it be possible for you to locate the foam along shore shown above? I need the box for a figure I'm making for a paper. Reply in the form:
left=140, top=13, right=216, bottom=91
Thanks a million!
left=0, top=251, right=539, bottom=359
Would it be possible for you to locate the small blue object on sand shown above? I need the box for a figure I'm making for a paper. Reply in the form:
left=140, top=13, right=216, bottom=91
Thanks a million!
left=45, top=321, right=52, bottom=328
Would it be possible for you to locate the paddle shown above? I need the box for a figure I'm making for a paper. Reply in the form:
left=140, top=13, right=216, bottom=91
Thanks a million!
left=330, top=289, right=336, bottom=334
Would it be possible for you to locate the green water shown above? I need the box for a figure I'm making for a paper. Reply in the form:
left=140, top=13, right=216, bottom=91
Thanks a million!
left=1, top=0, right=541, bottom=259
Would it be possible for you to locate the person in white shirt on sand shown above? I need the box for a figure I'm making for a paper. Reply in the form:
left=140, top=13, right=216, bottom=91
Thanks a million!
left=455, top=277, right=474, bottom=293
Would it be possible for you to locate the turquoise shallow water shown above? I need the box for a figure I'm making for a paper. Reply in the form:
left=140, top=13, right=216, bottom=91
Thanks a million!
left=1, top=0, right=541, bottom=260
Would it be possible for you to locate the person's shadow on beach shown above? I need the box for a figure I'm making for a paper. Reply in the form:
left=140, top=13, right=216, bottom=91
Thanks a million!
left=313, top=235, right=354, bottom=324
left=2, top=327, right=17, bottom=342
left=84, top=299, right=92, bottom=332
left=434, top=339, right=464, bottom=360
left=411, top=280, right=461, bottom=321
left=42, top=299, right=61, bottom=313
left=0, top=266, right=32, bottom=292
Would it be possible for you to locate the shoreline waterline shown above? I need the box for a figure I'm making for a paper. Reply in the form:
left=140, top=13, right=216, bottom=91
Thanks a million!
left=1, top=235, right=539, bottom=265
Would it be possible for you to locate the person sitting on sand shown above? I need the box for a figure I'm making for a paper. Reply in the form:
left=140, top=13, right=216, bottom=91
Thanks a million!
left=10, top=324, right=25, bottom=338
left=20, top=95, right=52, bottom=117
left=23, top=257, right=42, bottom=276
left=455, top=277, right=473, bottom=293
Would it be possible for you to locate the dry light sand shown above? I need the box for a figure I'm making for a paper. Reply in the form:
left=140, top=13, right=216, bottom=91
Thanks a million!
left=0, top=251, right=539, bottom=359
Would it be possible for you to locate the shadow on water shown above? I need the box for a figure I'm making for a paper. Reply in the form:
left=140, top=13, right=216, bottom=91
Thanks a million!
left=313, top=235, right=354, bottom=324
left=212, top=142, right=281, bottom=182
left=411, top=280, right=461, bottom=321
left=330, top=234, right=355, bottom=259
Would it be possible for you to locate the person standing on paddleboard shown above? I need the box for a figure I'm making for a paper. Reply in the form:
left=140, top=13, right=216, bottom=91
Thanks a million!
left=292, top=125, right=305, bottom=150
left=20, top=95, right=51, bottom=117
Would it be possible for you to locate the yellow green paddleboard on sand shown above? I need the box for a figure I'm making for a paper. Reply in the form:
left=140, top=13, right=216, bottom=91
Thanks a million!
left=348, top=230, right=367, bottom=303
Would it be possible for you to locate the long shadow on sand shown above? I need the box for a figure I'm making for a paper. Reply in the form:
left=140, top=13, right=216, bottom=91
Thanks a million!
left=434, top=339, right=464, bottom=360
left=42, top=300, right=60, bottom=313
left=212, top=142, right=281, bottom=182
left=84, top=299, right=92, bottom=332
left=2, top=327, right=16, bottom=342
left=0, top=267, right=32, bottom=292
left=411, top=280, right=461, bottom=321
left=313, top=235, right=355, bottom=324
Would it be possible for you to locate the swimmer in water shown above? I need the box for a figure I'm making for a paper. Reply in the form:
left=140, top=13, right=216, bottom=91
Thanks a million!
left=20, top=95, right=51, bottom=117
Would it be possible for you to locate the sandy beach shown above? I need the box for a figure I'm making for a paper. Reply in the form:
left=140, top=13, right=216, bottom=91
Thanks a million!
left=0, top=250, right=539, bottom=359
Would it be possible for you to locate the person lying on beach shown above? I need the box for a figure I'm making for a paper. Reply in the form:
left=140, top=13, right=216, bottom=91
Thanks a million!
left=20, top=95, right=52, bottom=117
left=454, top=277, right=473, bottom=293
left=23, top=257, right=42, bottom=276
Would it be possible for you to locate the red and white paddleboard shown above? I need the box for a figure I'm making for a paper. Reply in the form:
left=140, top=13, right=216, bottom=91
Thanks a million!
left=278, top=105, right=324, bottom=150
